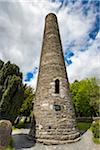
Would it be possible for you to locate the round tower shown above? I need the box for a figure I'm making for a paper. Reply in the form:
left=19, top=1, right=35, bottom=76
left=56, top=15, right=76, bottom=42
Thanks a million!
left=30, top=13, right=80, bottom=144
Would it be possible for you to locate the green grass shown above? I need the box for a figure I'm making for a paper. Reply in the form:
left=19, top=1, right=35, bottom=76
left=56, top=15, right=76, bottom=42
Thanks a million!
left=93, top=137, right=100, bottom=144
left=5, top=145, right=13, bottom=150
left=12, top=126, right=18, bottom=130
left=13, top=122, right=30, bottom=129
left=77, top=122, right=92, bottom=131
left=77, top=121, right=100, bottom=144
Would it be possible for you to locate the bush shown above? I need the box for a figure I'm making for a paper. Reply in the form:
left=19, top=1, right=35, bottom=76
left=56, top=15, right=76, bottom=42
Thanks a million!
left=70, top=78, right=99, bottom=117
left=91, top=120, right=100, bottom=139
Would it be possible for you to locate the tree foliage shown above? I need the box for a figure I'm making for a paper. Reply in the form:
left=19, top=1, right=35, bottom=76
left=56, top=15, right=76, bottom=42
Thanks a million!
left=19, top=85, right=35, bottom=117
left=70, top=78, right=100, bottom=117
left=91, top=120, right=100, bottom=139
left=0, top=60, right=24, bottom=123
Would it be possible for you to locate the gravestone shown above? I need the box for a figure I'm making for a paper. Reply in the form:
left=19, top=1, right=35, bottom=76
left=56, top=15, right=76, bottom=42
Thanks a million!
left=0, top=120, right=12, bottom=148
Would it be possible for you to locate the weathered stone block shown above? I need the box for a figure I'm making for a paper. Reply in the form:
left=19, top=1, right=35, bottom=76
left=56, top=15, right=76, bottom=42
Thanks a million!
left=0, top=120, right=12, bottom=148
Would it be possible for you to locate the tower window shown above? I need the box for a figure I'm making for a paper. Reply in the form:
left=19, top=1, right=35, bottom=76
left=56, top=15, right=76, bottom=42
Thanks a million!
left=55, top=79, right=60, bottom=94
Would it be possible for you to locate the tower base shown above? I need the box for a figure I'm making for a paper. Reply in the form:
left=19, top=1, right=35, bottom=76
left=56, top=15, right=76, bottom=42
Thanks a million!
left=37, top=137, right=80, bottom=145
left=35, top=131, right=80, bottom=145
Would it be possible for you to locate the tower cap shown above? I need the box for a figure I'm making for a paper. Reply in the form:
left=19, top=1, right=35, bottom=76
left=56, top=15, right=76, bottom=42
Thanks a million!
left=45, top=13, right=57, bottom=21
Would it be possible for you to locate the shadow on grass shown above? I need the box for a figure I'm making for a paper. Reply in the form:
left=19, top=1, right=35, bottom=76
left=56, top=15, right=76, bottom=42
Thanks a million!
left=12, top=134, right=35, bottom=149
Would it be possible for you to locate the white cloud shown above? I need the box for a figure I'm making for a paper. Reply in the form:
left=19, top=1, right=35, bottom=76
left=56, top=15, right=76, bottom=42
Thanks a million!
left=57, top=1, right=96, bottom=51
left=0, top=0, right=99, bottom=88
left=68, top=31, right=100, bottom=82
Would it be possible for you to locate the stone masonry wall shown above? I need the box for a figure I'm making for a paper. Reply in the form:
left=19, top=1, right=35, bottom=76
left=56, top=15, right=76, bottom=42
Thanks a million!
left=30, top=13, right=80, bottom=144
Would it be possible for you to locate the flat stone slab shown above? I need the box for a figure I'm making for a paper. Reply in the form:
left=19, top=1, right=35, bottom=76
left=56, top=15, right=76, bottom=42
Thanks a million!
left=12, top=129, right=100, bottom=150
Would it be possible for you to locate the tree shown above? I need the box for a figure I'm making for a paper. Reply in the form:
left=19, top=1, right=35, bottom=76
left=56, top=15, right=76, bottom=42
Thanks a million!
left=86, top=78, right=100, bottom=116
left=19, top=85, right=35, bottom=117
left=0, top=60, right=24, bottom=123
left=70, top=77, right=99, bottom=117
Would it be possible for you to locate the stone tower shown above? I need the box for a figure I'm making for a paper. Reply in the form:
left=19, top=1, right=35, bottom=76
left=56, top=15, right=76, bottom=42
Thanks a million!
left=30, top=13, right=80, bottom=144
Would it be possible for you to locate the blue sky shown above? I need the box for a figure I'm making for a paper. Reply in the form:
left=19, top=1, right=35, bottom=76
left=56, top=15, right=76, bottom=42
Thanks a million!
left=0, top=0, right=99, bottom=88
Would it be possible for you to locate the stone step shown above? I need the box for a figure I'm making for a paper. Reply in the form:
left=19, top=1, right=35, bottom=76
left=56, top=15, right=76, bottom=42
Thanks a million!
left=37, top=130, right=78, bottom=135
left=37, top=136, right=81, bottom=145
left=36, top=131, right=80, bottom=140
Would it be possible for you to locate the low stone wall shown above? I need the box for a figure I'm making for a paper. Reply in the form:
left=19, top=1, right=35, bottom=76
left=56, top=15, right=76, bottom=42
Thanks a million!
left=92, top=117, right=100, bottom=121
left=76, top=117, right=93, bottom=122
left=0, top=120, right=12, bottom=148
